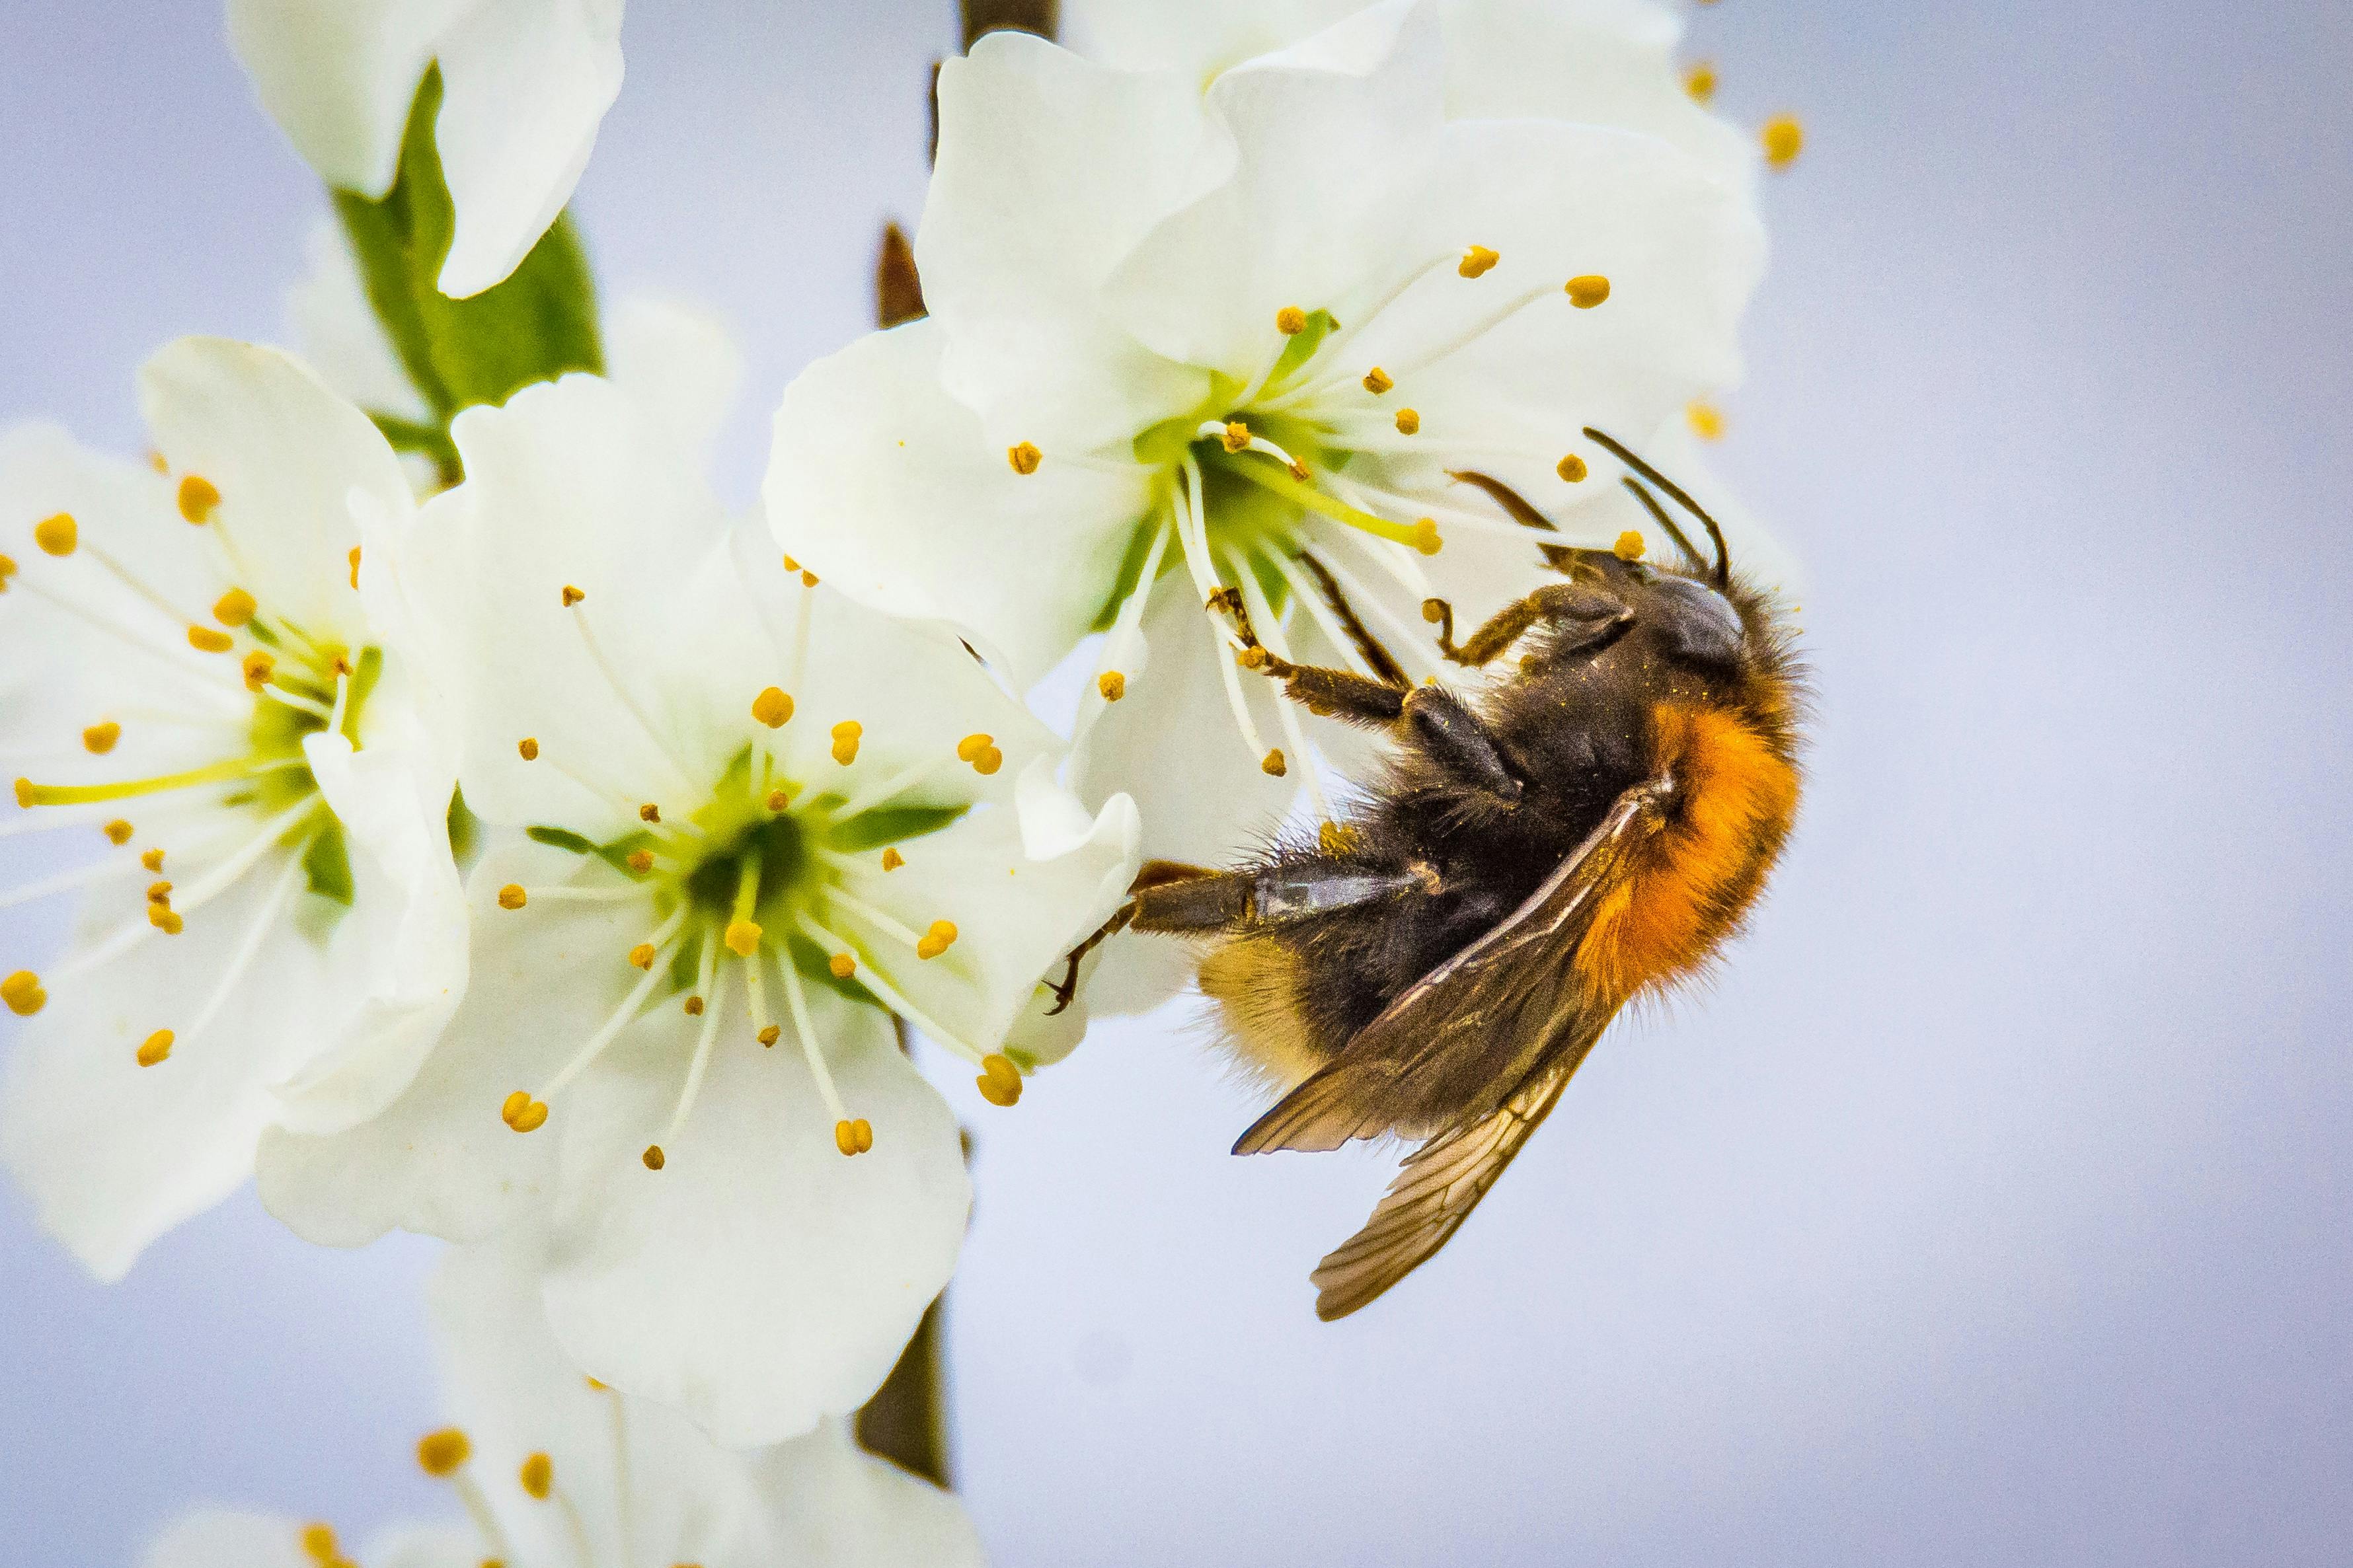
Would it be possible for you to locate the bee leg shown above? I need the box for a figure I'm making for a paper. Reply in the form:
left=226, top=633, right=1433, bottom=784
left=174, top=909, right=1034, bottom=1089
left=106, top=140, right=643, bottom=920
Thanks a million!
left=1206, top=584, right=1408, bottom=726
left=1424, top=584, right=1632, bottom=666
left=1402, top=685, right=1522, bottom=803
left=1045, top=861, right=1230, bottom=1016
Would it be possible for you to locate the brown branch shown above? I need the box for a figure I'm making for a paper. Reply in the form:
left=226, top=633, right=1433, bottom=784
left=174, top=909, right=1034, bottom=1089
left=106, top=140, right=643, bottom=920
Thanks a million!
left=876, top=222, right=926, bottom=327
left=855, top=1294, right=952, bottom=1487
left=960, top=0, right=1058, bottom=47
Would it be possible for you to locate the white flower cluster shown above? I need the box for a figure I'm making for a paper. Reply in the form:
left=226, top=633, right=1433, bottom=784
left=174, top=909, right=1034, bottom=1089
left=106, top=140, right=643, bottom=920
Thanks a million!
left=0, top=0, right=1786, bottom=1557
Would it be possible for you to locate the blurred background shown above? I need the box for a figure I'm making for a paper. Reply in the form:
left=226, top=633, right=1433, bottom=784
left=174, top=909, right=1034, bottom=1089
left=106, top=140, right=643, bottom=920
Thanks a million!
left=4, top=1, right=2350, bottom=1563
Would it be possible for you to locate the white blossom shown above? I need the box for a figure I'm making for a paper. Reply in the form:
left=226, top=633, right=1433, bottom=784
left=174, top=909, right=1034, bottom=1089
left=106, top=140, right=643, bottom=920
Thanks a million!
left=141, top=1232, right=986, bottom=1568
left=228, top=0, right=625, bottom=297
left=256, top=371, right=1138, bottom=1444
left=764, top=2, right=1763, bottom=1003
left=0, top=339, right=465, bottom=1278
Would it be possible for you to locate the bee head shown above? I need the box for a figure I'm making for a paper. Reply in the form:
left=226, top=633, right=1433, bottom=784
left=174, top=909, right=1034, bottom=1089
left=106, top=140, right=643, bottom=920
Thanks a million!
left=1553, top=548, right=1751, bottom=673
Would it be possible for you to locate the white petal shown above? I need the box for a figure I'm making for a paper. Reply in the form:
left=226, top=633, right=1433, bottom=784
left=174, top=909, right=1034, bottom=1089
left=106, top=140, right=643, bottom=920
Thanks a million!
left=922, top=32, right=1215, bottom=447
left=397, top=374, right=749, bottom=837
left=432, top=0, right=625, bottom=297
left=1100, top=1, right=1447, bottom=375
left=270, top=727, right=468, bottom=1135
left=225, top=0, right=476, bottom=196
left=541, top=986, right=970, bottom=1447
left=1069, top=576, right=1297, bottom=1015
left=137, top=337, right=411, bottom=640
left=360, top=1524, right=484, bottom=1568
left=1062, top=0, right=1362, bottom=81
left=606, top=296, right=746, bottom=476
left=764, top=321, right=1160, bottom=691
left=753, top=1419, right=987, bottom=1568
left=1, top=839, right=346, bottom=1279
left=288, top=217, right=434, bottom=423
left=832, top=772, right=1137, bottom=1063
left=256, top=842, right=642, bottom=1247
left=141, top=1509, right=312, bottom=1568
left=427, top=1233, right=774, bottom=1564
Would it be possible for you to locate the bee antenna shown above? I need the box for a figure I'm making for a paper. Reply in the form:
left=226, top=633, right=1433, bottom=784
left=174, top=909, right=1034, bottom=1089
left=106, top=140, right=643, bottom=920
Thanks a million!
left=1580, top=428, right=1730, bottom=587
left=1617, top=477, right=1709, bottom=576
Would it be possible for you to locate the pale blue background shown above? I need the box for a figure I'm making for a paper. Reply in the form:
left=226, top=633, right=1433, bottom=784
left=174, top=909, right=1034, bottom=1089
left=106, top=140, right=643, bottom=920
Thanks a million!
left=3, top=1, right=2350, bottom=1563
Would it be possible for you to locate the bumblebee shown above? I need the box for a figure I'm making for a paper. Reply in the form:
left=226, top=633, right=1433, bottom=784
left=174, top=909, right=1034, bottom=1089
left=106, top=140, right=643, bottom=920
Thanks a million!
left=1050, top=431, right=1804, bottom=1319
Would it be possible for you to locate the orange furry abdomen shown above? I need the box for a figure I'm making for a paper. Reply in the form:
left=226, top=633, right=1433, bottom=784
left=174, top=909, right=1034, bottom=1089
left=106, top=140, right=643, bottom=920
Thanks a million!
left=1577, top=702, right=1798, bottom=1006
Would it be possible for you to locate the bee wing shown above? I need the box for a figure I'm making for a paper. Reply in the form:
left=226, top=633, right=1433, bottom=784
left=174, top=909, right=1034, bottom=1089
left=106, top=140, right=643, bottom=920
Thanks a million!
left=1233, top=776, right=1670, bottom=1157
left=1309, top=1060, right=1579, bottom=1321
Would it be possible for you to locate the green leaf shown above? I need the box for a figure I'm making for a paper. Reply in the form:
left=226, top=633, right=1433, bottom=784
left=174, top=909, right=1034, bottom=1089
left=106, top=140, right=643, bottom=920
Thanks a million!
left=303, top=823, right=356, bottom=906
left=526, top=823, right=654, bottom=876
left=446, top=787, right=481, bottom=867
left=334, top=66, right=603, bottom=451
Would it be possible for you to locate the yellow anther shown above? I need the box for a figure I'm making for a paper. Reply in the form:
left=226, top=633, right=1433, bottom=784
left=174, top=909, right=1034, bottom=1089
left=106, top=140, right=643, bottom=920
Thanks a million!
left=13, top=778, right=32, bottom=808
left=977, top=1053, right=1024, bottom=1108
left=1685, top=61, right=1718, bottom=103
left=1097, top=671, right=1126, bottom=702
left=212, top=587, right=256, bottom=627
left=626, top=849, right=654, bottom=874
left=82, top=722, right=121, bottom=755
left=1412, top=518, right=1444, bottom=556
left=1557, top=453, right=1589, bottom=483
left=187, top=625, right=234, bottom=653
left=242, top=650, right=275, bottom=692
left=3, top=971, right=47, bottom=1016
left=831, top=721, right=863, bottom=765
left=148, top=904, right=184, bottom=934
left=509, top=1100, right=548, bottom=1133
left=752, top=687, right=794, bottom=727
left=828, top=952, right=857, bottom=979
left=781, top=554, right=800, bottom=573
left=628, top=943, right=656, bottom=969
left=562, top=585, right=586, bottom=607
left=1319, top=820, right=1361, bottom=856
left=972, top=745, right=1003, bottom=775
left=642, top=1144, right=665, bottom=1170
left=33, top=513, right=78, bottom=556
left=683, top=994, right=705, bottom=1016
left=1221, top=421, right=1251, bottom=454
left=1687, top=400, right=1726, bottom=441
left=141, top=848, right=165, bottom=872
left=1007, top=441, right=1042, bottom=476
left=0, top=552, right=15, bottom=590
left=147, top=880, right=173, bottom=903
left=1362, top=366, right=1393, bottom=395
left=724, top=919, right=763, bottom=957
left=1261, top=749, right=1287, bottom=777
left=765, top=788, right=792, bottom=811
left=497, top=884, right=527, bottom=910
left=880, top=846, right=905, bottom=872
left=1276, top=305, right=1308, bottom=335
left=639, top=803, right=662, bottom=823
left=177, top=475, right=220, bottom=524
left=299, top=1522, right=338, bottom=1563
left=1288, top=457, right=1311, bottom=481
left=1237, top=646, right=1267, bottom=669
left=103, top=819, right=134, bottom=845
left=916, top=920, right=958, bottom=960
left=519, top=1452, right=553, bottom=1499
left=1393, top=408, right=1420, bottom=435
left=502, top=1090, right=532, bottom=1126
left=834, top=1119, right=863, bottom=1156
left=1565, top=275, right=1612, bottom=309
left=955, top=733, right=990, bottom=763
left=1762, top=114, right=1805, bottom=168
left=416, top=1427, right=473, bottom=1476
left=800, top=570, right=819, bottom=588
left=518, top=737, right=540, bottom=761
left=1458, top=245, right=1500, bottom=278
left=1614, top=531, right=1646, bottom=561
left=139, top=1029, right=179, bottom=1068
left=757, top=1024, right=781, bottom=1047
left=346, top=546, right=362, bottom=589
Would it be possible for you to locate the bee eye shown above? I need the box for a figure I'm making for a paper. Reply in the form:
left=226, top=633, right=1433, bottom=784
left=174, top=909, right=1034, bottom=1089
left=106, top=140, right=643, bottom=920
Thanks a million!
left=1652, top=578, right=1745, bottom=668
